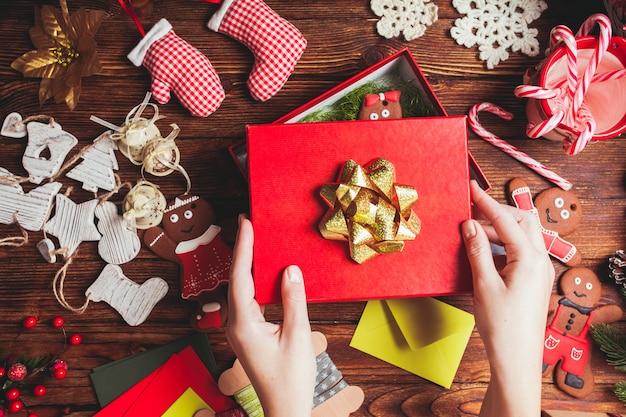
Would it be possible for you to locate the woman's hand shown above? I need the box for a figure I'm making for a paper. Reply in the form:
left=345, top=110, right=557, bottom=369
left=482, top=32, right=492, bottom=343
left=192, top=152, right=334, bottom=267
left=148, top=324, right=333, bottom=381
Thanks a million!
left=227, top=216, right=316, bottom=417
left=462, top=181, right=555, bottom=417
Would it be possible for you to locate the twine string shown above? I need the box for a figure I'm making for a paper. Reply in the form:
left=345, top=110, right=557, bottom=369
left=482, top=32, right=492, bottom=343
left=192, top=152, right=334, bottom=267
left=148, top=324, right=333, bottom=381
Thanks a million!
left=0, top=213, right=29, bottom=248
left=52, top=250, right=91, bottom=314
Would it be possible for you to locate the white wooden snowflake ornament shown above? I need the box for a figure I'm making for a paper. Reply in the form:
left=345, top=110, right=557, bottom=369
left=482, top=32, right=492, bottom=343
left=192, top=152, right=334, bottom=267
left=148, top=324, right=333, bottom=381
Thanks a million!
left=0, top=167, right=62, bottom=231
left=370, top=0, right=438, bottom=41
left=66, top=131, right=119, bottom=192
left=450, top=0, right=548, bottom=69
left=44, top=194, right=101, bottom=257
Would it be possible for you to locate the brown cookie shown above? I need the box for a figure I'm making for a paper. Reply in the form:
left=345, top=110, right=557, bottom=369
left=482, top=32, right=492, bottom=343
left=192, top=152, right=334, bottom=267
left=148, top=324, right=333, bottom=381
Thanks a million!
left=533, top=187, right=582, bottom=236
left=358, top=90, right=402, bottom=120
left=543, top=267, right=623, bottom=398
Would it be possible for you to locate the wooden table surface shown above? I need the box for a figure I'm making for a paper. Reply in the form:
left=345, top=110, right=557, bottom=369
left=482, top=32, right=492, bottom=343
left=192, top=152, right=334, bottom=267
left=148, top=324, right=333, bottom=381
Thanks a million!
left=2, top=0, right=626, bottom=415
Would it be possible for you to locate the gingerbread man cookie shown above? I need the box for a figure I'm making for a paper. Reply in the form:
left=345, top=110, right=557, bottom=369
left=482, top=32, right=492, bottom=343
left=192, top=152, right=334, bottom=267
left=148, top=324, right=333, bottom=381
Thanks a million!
left=219, top=331, right=364, bottom=417
left=543, top=267, right=622, bottom=398
left=358, top=90, right=402, bottom=120
left=508, top=178, right=582, bottom=266
left=143, top=194, right=232, bottom=329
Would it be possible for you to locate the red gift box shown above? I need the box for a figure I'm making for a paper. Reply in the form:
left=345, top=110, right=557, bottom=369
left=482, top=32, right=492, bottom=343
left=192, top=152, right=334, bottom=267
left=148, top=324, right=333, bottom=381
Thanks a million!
left=231, top=48, right=490, bottom=190
left=247, top=116, right=472, bottom=304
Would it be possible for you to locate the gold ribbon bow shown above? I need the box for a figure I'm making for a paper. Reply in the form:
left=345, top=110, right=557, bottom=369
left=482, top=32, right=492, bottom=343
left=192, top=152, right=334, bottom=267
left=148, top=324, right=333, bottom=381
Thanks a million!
left=318, top=158, right=421, bottom=264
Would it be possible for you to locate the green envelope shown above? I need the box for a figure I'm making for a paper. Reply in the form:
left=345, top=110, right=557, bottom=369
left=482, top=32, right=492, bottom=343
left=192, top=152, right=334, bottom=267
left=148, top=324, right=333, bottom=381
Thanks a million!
left=350, top=297, right=475, bottom=388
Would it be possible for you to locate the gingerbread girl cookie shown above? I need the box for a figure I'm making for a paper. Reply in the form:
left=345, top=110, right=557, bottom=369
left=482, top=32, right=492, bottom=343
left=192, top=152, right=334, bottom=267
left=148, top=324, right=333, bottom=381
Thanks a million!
left=143, top=194, right=232, bottom=329
left=508, top=178, right=582, bottom=266
left=543, top=267, right=622, bottom=397
left=358, top=90, right=402, bottom=120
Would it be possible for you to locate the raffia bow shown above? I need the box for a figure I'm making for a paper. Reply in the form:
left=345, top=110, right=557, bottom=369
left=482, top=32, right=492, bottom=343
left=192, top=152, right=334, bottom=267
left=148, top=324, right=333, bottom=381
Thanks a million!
left=318, top=158, right=421, bottom=264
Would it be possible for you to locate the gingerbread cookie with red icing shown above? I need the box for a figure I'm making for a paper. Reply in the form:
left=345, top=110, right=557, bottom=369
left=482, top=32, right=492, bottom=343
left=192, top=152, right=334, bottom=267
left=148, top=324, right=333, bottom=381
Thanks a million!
left=508, top=178, right=582, bottom=266
left=543, top=267, right=622, bottom=398
left=358, top=90, right=402, bottom=120
left=143, top=194, right=232, bottom=329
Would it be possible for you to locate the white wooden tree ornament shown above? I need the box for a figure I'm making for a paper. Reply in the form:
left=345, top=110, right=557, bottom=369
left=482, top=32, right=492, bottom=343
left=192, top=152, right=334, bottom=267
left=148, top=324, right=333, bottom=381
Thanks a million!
left=23, top=121, right=77, bottom=184
left=95, top=201, right=141, bottom=265
left=1, top=112, right=27, bottom=138
left=86, top=264, right=169, bottom=326
left=0, top=167, right=61, bottom=231
left=66, top=131, right=119, bottom=192
left=44, top=194, right=101, bottom=257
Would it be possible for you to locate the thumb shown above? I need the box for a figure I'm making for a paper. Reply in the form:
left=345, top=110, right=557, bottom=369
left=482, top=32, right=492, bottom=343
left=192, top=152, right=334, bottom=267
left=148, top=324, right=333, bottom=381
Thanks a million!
left=462, top=219, right=500, bottom=291
left=151, top=78, right=171, bottom=104
left=281, top=266, right=311, bottom=337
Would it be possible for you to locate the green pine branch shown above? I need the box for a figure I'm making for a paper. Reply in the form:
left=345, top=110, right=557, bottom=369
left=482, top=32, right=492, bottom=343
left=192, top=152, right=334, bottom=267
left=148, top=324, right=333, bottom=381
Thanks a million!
left=590, top=324, right=626, bottom=372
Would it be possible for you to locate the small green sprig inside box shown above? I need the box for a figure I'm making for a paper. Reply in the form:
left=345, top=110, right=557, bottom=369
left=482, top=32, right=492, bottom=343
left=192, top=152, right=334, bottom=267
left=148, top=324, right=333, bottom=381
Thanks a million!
left=299, top=77, right=435, bottom=122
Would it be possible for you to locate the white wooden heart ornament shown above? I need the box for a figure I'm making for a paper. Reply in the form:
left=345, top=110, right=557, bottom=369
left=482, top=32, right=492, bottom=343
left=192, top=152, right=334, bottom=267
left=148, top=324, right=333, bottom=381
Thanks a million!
left=1, top=112, right=27, bottom=138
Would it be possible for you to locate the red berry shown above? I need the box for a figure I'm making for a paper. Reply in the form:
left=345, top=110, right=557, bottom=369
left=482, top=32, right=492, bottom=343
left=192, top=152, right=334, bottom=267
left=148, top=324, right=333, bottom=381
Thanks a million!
left=0, top=407, right=6, bottom=417
left=33, top=385, right=46, bottom=397
left=27, top=414, right=37, bottom=417
left=7, top=400, right=22, bottom=414
left=0, top=367, right=5, bottom=378
left=69, top=334, right=82, bottom=345
left=7, top=363, right=27, bottom=382
left=52, top=317, right=64, bottom=328
left=53, top=368, right=67, bottom=380
left=23, top=316, right=37, bottom=329
left=5, top=388, right=19, bottom=401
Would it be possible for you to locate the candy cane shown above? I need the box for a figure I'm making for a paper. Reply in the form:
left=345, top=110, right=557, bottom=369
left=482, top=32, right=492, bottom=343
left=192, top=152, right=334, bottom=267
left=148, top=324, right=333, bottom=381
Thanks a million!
left=571, top=14, right=612, bottom=120
left=468, top=102, right=573, bottom=190
left=550, top=25, right=578, bottom=112
left=563, top=102, right=596, bottom=155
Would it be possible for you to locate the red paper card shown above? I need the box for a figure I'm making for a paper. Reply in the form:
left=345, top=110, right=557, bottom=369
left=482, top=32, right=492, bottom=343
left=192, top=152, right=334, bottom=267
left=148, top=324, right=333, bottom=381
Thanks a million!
left=247, top=116, right=472, bottom=304
left=94, top=346, right=235, bottom=417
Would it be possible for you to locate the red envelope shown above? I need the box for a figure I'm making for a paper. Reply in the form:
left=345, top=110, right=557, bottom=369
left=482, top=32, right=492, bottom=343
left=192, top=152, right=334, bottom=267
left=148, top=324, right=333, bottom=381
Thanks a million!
left=94, top=346, right=235, bottom=416
left=247, top=116, right=472, bottom=304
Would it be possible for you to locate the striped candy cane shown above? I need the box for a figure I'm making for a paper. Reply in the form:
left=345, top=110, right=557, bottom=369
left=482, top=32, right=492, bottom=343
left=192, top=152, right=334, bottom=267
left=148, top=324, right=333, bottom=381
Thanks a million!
left=468, top=102, right=573, bottom=191
left=571, top=14, right=612, bottom=122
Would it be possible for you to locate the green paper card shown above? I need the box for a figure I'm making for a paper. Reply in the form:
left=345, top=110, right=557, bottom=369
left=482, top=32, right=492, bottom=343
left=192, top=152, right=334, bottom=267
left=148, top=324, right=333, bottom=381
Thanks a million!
left=90, top=333, right=218, bottom=407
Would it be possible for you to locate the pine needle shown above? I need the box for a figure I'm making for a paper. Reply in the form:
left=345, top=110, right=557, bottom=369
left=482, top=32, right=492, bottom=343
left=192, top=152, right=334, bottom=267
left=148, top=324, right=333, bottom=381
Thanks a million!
left=591, top=323, right=626, bottom=371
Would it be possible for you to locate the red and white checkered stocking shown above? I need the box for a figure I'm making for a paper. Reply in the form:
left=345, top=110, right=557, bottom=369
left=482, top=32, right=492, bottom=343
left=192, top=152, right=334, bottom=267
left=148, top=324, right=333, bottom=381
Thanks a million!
left=128, top=19, right=225, bottom=117
left=208, top=0, right=307, bottom=101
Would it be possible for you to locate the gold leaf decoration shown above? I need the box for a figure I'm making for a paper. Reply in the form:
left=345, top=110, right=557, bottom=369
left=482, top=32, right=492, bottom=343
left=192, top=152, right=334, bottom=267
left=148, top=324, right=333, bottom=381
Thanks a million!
left=11, top=0, right=106, bottom=110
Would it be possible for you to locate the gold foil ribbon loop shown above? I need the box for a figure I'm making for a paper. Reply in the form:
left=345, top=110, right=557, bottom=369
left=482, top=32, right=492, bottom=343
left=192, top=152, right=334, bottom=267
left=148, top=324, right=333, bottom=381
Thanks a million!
left=319, top=158, right=420, bottom=263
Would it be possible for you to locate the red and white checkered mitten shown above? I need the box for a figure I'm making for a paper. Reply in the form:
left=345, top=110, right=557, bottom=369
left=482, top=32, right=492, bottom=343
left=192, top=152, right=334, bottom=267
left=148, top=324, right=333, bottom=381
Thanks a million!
left=128, top=19, right=225, bottom=117
left=208, top=0, right=307, bottom=101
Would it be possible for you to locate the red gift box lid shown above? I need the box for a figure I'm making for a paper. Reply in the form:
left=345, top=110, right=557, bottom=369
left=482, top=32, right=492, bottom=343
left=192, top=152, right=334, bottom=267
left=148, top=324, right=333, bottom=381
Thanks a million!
left=247, top=116, right=472, bottom=304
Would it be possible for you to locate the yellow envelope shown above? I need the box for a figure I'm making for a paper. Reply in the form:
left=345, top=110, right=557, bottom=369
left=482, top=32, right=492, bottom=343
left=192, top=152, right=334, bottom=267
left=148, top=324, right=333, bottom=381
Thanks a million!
left=350, top=297, right=475, bottom=388
left=161, top=387, right=211, bottom=417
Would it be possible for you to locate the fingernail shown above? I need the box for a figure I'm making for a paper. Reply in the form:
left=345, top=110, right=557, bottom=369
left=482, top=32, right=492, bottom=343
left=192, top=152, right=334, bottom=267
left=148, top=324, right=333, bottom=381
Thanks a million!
left=238, top=213, right=244, bottom=225
left=287, top=265, right=302, bottom=283
left=462, top=220, right=476, bottom=240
